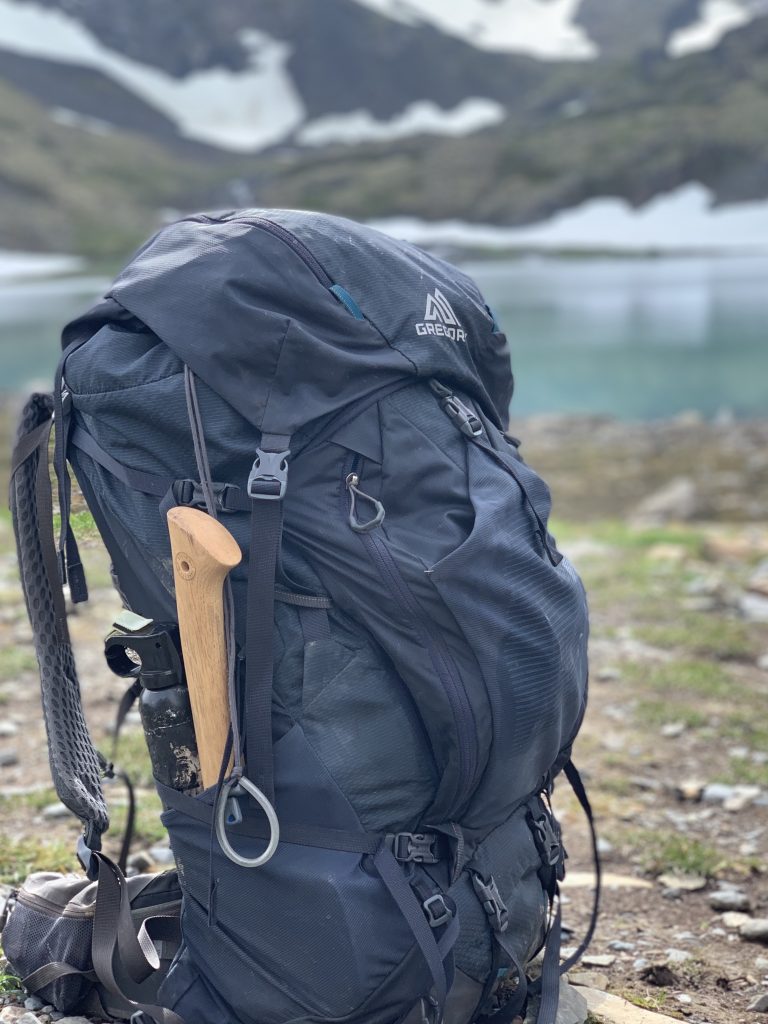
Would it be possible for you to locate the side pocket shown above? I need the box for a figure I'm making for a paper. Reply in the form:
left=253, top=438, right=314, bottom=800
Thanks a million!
left=449, top=801, right=552, bottom=989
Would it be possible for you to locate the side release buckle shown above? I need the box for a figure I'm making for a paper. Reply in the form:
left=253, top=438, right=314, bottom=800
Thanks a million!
left=471, top=872, right=509, bottom=933
left=386, top=831, right=441, bottom=865
left=247, top=449, right=290, bottom=501
left=422, top=893, right=453, bottom=929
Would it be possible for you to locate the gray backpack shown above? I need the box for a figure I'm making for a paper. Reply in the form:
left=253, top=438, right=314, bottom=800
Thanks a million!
left=9, top=210, right=599, bottom=1024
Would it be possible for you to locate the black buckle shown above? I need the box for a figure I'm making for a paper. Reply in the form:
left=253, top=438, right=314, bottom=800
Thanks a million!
left=172, top=479, right=240, bottom=513
left=531, top=814, right=562, bottom=868
left=247, top=448, right=290, bottom=500
left=471, top=872, right=509, bottom=933
left=422, top=893, right=453, bottom=928
left=441, top=395, right=483, bottom=438
left=386, top=831, right=440, bottom=864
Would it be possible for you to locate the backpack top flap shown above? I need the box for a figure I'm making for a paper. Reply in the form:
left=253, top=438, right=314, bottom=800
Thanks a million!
left=63, top=210, right=512, bottom=438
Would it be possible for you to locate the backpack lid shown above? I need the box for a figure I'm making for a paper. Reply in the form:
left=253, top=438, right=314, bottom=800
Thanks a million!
left=64, top=211, right=512, bottom=438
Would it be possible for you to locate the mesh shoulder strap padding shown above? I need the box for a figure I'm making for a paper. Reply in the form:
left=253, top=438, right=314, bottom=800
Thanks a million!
left=10, top=393, right=108, bottom=844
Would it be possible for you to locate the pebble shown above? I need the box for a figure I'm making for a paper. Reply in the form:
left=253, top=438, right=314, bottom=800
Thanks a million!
left=41, top=802, right=72, bottom=820
left=660, top=722, right=686, bottom=738
left=740, top=592, right=768, bottom=623
left=722, top=911, right=752, bottom=929
left=582, top=954, right=615, bottom=967
left=709, top=889, right=751, bottom=912
left=568, top=971, right=608, bottom=991
left=633, top=957, right=650, bottom=971
left=596, top=837, right=614, bottom=857
left=724, top=786, right=762, bottom=812
left=658, top=873, right=707, bottom=892
left=758, top=653, right=768, bottom=672
left=0, top=750, right=19, bottom=768
left=741, top=919, right=768, bottom=942
left=149, top=845, right=175, bottom=866
left=0, top=721, right=18, bottom=737
left=748, top=993, right=768, bottom=1012
left=595, top=666, right=621, bottom=683
left=666, top=948, right=692, bottom=963
left=607, top=940, right=635, bottom=952
left=676, top=779, right=705, bottom=802
left=702, top=782, right=735, bottom=802
left=675, top=994, right=692, bottom=1005
left=23, top=999, right=42, bottom=1012
left=128, top=851, right=154, bottom=872
left=756, top=957, right=768, bottom=972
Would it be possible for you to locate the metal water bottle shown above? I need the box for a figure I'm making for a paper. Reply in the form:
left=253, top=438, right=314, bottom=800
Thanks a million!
left=105, top=611, right=201, bottom=793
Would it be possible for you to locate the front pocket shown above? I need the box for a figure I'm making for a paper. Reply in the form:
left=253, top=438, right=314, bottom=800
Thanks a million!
left=159, top=725, right=433, bottom=1024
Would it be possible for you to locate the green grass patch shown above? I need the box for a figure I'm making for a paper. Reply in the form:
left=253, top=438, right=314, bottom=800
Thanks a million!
left=619, top=989, right=671, bottom=1012
left=112, top=727, right=155, bottom=789
left=625, top=658, right=734, bottom=699
left=108, top=793, right=167, bottom=849
left=636, top=613, right=756, bottom=661
left=549, top=518, right=705, bottom=553
left=0, top=834, right=78, bottom=885
left=632, top=831, right=723, bottom=878
left=633, top=699, right=709, bottom=729
left=0, top=960, right=21, bottom=995
left=0, top=644, right=36, bottom=682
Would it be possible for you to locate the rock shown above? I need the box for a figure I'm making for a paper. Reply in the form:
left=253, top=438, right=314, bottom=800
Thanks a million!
left=722, top=911, right=752, bottom=929
left=51, top=1018, right=92, bottom=1024
left=579, top=986, right=685, bottom=1023
left=675, top=994, right=692, bottom=1005
left=702, top=782, right=735, bottom=803
left=596, top=837, right=614, bottom=857
left=128, top=850, right=155, bottom=873
left=582, top=954, right=616, bottom=967
left=0, top=750, right=19, bottom=768
left=633, top=958, right=650, bottom=971
left=748, top=560, right=768, bottom=598
left=14, top=1015, right=42, bottom=1024
left=0, top=721, right=18, bottom=737
left=0, top=1010, right=31, bottom=1024
left=568, top=971, right=608, bottom=991
left=723, top=785, right=762, bottom=812
left=741, top=919, right=768, bottom=942
left=632, top=478, right=700, bottom=525
left=524, top=977, right=587, bottom=1024
left=758, top=653, right=768, bottom=672
left=149, top=845, right=175, bottom=866
left=23, top=999, right=43, bottom=1012
left=710, top=889, right=751, bottom=912
left=675, top=779, right=705, bottom=802
left=596, top=666, right=621, bottom=683
left=41, top=802, right=72, bottom=820
left=741, top=592, right=768, bottom=623
left=755, top=956, right=768, bottom=972
left=659, top=722, right=686, bottom=738
left=646, top=543, right=688, bottom=564
left=658, top=873, right=707, bottom=892
left=563, top=872, right=652, bottom=890
left=749, top=993, right=768, bottom=1012
left=665, top=948, right=692, bottom=963
left=608, top=940, right=635, bottom=952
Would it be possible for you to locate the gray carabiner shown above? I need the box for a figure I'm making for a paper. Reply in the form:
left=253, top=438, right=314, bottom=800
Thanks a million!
left=215, top=775, right=280, bottom=868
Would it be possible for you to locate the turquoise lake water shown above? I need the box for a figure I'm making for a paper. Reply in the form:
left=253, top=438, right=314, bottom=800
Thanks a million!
left=1, top=256, right=766, bottom=419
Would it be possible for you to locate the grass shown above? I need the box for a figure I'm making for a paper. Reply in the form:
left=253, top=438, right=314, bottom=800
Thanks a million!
left=619, top=988, right=671, bottom=1012
left=636, top=613, right=756, bottom=661
left=112, top=727, right=155, bottom=790
left=625, top=659, right=734, bottom=699
left=0, top=834, right=78, bottom=885
left=633, top=699, right=710, bottom=729
left=0, top=645, right=36, bottom=682
left=631, top=831, right=723, bottom=879
left=0, top=960, right=21, bottom=995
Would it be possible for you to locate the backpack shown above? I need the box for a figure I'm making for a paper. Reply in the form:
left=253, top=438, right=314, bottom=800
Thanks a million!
left=8, top=209, right=598, bottom=1024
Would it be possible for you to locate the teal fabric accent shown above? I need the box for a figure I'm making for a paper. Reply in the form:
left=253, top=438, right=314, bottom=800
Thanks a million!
left=330, top=284, right=365, bottom=320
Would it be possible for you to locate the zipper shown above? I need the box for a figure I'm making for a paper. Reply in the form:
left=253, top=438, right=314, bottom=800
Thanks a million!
left=16, top=889, right=94, bottom=918
left=234, top=215, right=334, bottom=288
left=342, top=454, right=479, bottom=811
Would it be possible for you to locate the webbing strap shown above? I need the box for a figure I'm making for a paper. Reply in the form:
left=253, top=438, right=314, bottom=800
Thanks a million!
left=559, top=759, right=601, bottom=971
left=90, top=852, right=184, bottom=1024
left=54, top=343, right=88, bottom=602
left=243, top=436, right=290, bottom=801
left=70, top=425, right=170, bottom=497
left=373, top=844, right=457, bottom=1020
left=23, top=961, right=98, bottom=993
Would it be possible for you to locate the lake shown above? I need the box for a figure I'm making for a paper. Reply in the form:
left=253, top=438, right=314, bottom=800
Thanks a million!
left=1, top=255, right=766, bottom=419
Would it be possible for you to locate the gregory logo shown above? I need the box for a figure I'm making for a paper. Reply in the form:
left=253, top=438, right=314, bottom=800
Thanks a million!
left=415, top=289, right=466, bottom=342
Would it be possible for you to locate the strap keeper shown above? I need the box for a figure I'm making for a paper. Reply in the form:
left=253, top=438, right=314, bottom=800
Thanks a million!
left=422, top=893, right=453, bottom=929
left=247, top=448, right=290, bottom=500
left=385, top=831, right=441, bottom=865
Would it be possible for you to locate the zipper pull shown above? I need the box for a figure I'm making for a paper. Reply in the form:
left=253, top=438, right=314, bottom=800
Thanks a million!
left=346, top=473, right=385, bottom=533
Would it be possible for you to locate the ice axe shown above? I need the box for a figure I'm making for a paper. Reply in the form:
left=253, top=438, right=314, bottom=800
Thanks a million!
left=167, top=506, right=241, bottom=789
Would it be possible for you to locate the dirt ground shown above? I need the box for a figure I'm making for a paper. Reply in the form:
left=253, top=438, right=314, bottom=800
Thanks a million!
left=0, top=421, right=767, bottom=1023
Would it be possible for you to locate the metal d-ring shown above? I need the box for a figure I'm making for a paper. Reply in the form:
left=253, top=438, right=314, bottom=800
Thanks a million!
left=214, top=775, right=280, bottom=868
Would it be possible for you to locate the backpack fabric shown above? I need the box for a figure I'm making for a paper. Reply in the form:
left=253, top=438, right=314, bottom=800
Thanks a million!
left=9, top=210, right=592, bottom=1024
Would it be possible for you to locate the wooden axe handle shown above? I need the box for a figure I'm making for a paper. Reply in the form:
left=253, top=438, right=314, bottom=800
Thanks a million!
left=167, top=507, right=241, bottom=788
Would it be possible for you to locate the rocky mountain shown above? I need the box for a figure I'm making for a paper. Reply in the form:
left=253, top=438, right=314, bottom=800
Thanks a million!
left=1, top=0, right=767, bottom=256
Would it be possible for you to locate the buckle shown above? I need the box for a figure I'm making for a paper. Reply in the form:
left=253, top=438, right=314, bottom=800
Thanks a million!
left=440, top=395, right=483, bottom=438
left=471, top=872, right=509, bottom=933
left=172, top=479, right=240, bottom=513
left=247, top=448, right=290, bottom=500
left=422, top=893, right=452, bottom=928
left=531, top=814, right=562, bottom=868
left=386, top=831, right=440, bottom=864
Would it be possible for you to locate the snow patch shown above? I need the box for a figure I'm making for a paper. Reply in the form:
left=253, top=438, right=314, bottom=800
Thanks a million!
left=668, top=0, right=752, bottom=55
left=0, top=1, right=305, bottom=150
left=298, top=98, right=505, bottom=146
left=0, top=251, right=85, bottom=281
left=368, top=185, right=768, bottom=252
left=350, top=0, right=597, bottom=59
left=50, top=107, right=113, bottom=136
